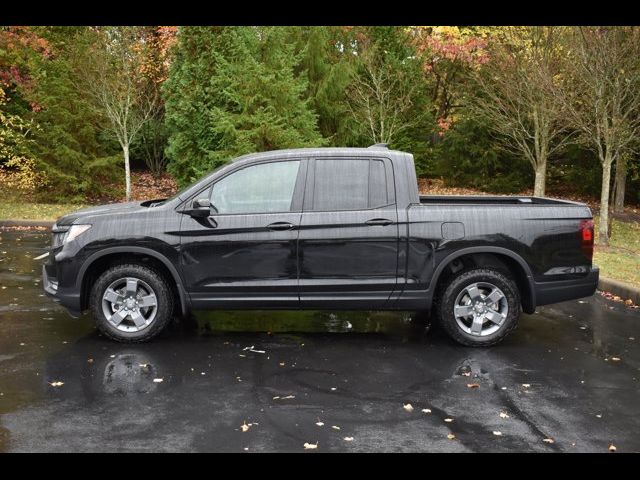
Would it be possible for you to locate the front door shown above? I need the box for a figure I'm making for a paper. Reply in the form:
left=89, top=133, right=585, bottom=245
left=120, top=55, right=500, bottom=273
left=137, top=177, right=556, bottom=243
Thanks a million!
left=179, top=159, right=305, bottom=309
left=298, top=157, right=399, bottom=309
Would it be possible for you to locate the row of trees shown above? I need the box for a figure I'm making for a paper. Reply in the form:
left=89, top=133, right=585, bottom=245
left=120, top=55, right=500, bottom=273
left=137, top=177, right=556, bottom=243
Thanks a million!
left=472, top=26, right=640, bottom=243
left=2, top=26, right=640, bottom=244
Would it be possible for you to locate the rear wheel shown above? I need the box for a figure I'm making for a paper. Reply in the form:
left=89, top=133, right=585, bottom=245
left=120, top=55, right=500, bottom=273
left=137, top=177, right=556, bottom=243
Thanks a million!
left=90, top=263, right=174, bottom=343
left=436, top=268, right=520, bottom=347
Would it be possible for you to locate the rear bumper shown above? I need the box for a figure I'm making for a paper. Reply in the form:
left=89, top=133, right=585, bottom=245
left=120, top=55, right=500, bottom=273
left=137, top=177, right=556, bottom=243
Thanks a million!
left=534, top=266, right=599, bottom=307
left=42, top=264, right=82, bottom=318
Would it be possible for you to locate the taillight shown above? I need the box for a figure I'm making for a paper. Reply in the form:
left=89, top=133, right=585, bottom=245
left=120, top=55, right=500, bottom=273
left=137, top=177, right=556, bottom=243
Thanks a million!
left=580, top=219, right=594, bottom=261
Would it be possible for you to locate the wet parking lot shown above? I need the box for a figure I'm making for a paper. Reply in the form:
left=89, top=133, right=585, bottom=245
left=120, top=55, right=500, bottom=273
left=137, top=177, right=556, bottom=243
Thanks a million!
left=1, top=229, right=639, bottom=452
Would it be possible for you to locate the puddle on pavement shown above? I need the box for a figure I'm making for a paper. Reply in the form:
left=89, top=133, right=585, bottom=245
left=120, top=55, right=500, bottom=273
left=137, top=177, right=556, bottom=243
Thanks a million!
left=0, top=229, right=429, bottom=421
left=3, top=229, right=640, bottom=452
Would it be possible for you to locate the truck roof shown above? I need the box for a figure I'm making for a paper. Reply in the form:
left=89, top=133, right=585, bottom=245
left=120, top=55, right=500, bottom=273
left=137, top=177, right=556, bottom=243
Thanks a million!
left=231, top=145, right=408, bottom=163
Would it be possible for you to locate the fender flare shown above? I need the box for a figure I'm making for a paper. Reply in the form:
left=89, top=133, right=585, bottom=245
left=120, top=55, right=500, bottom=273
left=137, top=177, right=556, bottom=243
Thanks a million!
left=76, top=246, right=191, bottom=316
left=427, top=246, right=536, bottom=313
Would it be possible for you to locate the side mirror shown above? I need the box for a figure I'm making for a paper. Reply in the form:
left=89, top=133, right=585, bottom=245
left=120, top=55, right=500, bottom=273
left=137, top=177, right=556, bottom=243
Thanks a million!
left=185, top=198, right=214, bottom=217
left=193, top=198, right=210, bottom=209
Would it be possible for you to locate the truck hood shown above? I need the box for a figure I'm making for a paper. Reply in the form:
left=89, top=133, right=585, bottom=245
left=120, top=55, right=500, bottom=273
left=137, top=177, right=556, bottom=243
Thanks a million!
left=55, top=201, right=146, bottom=226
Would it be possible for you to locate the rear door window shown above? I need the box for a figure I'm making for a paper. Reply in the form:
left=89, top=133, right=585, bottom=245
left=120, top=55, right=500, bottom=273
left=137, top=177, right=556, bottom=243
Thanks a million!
left=311, top=158, right=390, bottom=211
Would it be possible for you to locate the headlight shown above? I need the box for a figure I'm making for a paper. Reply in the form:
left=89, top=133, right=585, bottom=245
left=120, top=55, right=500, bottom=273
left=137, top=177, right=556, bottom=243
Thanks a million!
left=64, top=224, right=92, bottom=244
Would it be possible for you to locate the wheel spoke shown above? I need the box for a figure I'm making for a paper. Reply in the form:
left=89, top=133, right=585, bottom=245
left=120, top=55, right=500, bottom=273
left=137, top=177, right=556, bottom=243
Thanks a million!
left=130, top=311, right=146, bottom=328
left=486, top=288, right=504, bottom=304
left=485, top=308, right=505, bottom=325
left=125, top=278, right=139, bottom=297
left=466, top=285, right=482, bottom=302
left=471, top=315, right=484, bottom=335
left=108, top=309, right=128, bottom=326
left=104, top=288, right=123, bottom=305
left=455, top=304, right=473, bottom=317
left=138, top=294, right=157, bottom=308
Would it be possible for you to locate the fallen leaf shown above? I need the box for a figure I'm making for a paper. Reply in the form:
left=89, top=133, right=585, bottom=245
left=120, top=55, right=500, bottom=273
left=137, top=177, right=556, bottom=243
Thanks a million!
left=421, top=408, right=432, bottom=414
left=447, top=434, right=456, bottom=440
left=608, top=444, right=617, bottom=452
left=403, top=403, right=414, bottom=412
left=499, top=412, right=510, bottom=419
left=304, top=442, right=318, bottom=450
left=493, top=431, right=503, bottom=436
left=467, top=383, right=480, bottom=389
left=343, top=437, right=354, bottom=442
left=49, top=381, right=64, bottom=387
left=543, top=438, right=555, bottom=444
left=153, top=378, right=163, bottom=383
left=444, top=418, right=454, bottom=423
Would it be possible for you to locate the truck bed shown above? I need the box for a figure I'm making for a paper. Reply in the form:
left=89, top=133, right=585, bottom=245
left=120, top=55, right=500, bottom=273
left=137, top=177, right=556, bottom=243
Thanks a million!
left=418, top=195, right=584, bottom=206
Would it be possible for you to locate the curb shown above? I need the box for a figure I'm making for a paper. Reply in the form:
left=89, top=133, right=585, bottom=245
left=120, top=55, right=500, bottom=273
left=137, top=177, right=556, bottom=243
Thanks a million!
left=598, top=277, right=640, bottom=305
left=0, top=220, right=54, bottom=228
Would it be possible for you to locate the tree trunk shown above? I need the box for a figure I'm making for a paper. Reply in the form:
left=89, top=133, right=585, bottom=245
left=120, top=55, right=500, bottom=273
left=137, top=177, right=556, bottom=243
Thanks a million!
left=533, top=162, right=547, bottom=197
left=598, top=158, right=613, bottom=246
left=123, top=144, right=131, bottom=202
left=613, top=156, right=627, bottom=213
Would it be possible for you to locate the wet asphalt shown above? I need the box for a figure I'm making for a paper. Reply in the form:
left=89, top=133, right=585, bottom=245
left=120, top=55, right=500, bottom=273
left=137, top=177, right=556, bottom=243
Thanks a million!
left=0, top=230, right=639, bottom=453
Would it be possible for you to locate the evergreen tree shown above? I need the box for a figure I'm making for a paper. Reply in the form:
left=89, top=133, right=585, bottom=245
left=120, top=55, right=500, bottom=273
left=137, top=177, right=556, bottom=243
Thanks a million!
left=164, top=26, right=323, bottom=186
left=24, top=27, right=120, bottom=201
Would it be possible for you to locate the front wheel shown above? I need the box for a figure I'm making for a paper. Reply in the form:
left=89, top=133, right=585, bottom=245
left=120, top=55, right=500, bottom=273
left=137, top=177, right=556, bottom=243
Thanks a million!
left=90, top=263, right=174, bottom=343
left=436, top=268, right=520, bottom=347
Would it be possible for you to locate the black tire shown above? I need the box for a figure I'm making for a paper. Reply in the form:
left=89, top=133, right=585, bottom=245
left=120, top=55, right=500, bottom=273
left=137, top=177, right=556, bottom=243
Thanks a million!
left=435, top=268, right=520, bottom=347
left=90, top=263, right=174, bottom=343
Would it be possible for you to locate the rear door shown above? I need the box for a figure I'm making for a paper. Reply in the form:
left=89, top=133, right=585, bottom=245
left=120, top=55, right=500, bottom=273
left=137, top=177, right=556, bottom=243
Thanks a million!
left=298, top=157, right=399, bottom=308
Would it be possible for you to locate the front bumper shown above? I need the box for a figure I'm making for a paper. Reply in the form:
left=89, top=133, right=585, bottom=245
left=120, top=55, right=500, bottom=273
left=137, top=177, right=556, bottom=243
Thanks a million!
left=534, top=266, right=599, bottom=307
left=42, top=264, right=82, bottom=318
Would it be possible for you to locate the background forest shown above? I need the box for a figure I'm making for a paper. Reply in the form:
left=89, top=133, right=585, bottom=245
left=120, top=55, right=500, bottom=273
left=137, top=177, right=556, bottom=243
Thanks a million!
left=2, top=26, right=640, bottom=250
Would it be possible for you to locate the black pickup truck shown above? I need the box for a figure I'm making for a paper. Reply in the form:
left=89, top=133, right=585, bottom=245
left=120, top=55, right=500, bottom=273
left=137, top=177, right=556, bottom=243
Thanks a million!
left=43, top=144, right=598, bottom=346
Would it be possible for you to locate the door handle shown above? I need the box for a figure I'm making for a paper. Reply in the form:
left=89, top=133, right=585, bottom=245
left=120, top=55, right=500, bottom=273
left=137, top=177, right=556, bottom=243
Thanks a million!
left=266, top=222, right=295, bottom=231
left=365, top=218, right=393, bottom=226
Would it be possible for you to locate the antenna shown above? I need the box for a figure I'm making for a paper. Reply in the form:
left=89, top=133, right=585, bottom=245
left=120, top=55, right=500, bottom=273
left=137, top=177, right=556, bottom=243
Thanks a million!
left=368, top=143, right=389, bottom=150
